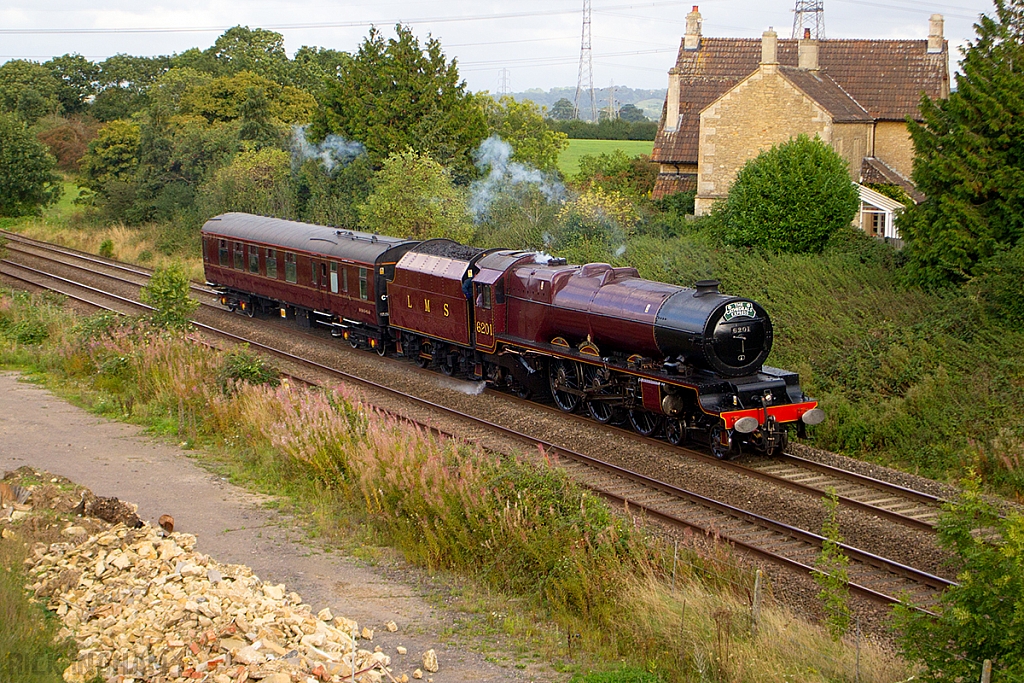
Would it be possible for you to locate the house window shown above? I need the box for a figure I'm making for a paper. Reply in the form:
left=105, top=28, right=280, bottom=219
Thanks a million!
left=266, top=249, right=277, bottom=279
left=233, top=243, right=244, bottom=270
left=248, top=246, right=259, bottom=273
left=285, top=253, right=297, bottom=283
left=871, top=212, right=885, bottom=237
left=218, top=240, right=229, bottom=267
left=358, top=267, right=368, bottom=300
left=330, top=263, right=339, bottom=294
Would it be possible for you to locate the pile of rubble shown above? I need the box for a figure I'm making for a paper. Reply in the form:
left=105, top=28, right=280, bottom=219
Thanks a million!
left=4, top=473, right=440, bottom=683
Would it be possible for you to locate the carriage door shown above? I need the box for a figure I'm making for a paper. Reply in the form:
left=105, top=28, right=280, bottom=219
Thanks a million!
left=311, top=259, right=328, bottom=311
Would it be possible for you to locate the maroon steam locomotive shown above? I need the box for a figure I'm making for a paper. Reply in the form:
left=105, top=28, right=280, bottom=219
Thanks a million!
left=202, top=213, right=823, bottom=458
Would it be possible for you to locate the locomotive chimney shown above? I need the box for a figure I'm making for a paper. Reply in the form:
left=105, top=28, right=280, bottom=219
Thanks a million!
left=693, top=280, right=720, bottom=297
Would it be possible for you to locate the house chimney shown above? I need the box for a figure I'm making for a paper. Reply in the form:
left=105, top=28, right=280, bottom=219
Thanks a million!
left=665, top=68, right=681, bottom=131
left=928, top=14, right=944, bottom=53
left=684, top=6, right=702, bottom=51
left=798, top=28, right=819, bottom=70
left=761, top=28, right=778, bottom=66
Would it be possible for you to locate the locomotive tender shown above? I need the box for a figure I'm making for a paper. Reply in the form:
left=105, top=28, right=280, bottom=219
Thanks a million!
left=202, top=213, right=823, bottom=458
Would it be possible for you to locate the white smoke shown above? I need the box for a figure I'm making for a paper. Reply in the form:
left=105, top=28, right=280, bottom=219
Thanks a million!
left=469, top=136, right=565, bottom=221
left=291, top=125, right=365, bottom=173
left=532, top=251, right=555, bottom=264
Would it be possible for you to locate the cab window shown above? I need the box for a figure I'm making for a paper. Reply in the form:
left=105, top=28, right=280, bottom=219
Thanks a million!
left=476, top=284, right=492, bottom=310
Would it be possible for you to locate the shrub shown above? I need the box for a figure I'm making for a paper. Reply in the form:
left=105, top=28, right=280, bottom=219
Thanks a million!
left=974, top=242, right=1024, bottom=325
left=218, top=345, right=280, bottom=393
left=98, top=239, right=115, bottom=259
left=721, top=134, right=859, bottom=253
left=0, top=112, right=63, bottom=216
left=139, top=263, right=198, bottom=331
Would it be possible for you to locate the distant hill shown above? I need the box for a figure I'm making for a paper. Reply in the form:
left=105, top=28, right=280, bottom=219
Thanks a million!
left=503, top=86, right=667, bottom=121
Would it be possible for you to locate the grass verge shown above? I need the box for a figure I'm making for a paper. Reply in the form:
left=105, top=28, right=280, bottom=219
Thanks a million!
left=0, top=288, right=909, bottom=682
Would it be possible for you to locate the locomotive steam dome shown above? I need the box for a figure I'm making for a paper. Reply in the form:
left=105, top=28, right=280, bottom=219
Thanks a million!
left=654, top=280, right=773, bottom=377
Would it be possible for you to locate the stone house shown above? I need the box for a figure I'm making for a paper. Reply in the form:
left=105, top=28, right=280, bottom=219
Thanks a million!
left=651, top=7, right=949, bottom=230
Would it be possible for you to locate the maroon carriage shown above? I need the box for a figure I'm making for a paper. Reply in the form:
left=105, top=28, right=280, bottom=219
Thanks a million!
left=201, top=213, right=416, bottom=350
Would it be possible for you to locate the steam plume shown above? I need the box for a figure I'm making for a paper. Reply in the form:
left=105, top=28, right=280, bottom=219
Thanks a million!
left=469, top=136, right=564, bottom=221
left=291, top=125, right=365, bottom=173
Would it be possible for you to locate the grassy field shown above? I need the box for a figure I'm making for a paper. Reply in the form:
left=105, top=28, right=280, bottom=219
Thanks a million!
left=558, top=139, right=655, bottom=177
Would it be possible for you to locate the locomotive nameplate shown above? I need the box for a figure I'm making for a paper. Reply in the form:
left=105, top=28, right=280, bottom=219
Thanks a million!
left=723, top=301, right=755, bottom=322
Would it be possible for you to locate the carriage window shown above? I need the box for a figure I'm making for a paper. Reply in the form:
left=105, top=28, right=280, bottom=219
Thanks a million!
left=342, top=267, right=349, bottom=293
left=266, top=249, right=277, bottom=279
left=311, top=261, right=318, bottom=286
left=358, top=267, right=368, bottom=300
left=285, top=253, right=297, bottom=283
left=233, top=243, right=244, bottom=270
left=248, top=246, right=259, bottom=273
left=330, top=263, right=339, bottom=294
left=476, top=284, right=492, bottom=310
left=218, top=240, right=229, bottom=267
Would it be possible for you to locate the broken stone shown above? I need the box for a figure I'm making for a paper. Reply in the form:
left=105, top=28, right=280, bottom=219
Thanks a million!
left=422, top=649, right=438, bottom=673
left=264, top=583, right=285, bottom=600
left=317, top=607, right=333, bottom=622
left=361, top=627, right=374, bottom=641
left=396, top=646, right=407, bottom=655
left=385, top=621, right=398, bottom=632
left=412, top=669, right=423, bottom=679
left=61, top=525, right=86, bottom=537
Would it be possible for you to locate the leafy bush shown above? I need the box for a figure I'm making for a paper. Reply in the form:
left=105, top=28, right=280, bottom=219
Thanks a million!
left=721, top=134, right=859, bottom=253
left=894, top=473, right=1024, bottom=680
left=572, top=150, right=657, bottom=201
left=218, top=344, right=280, bottom=393
left=974, top=241, right=1024, bottom=325
left=139, top=263, right=198, bottom=330
left=0, top=112, right=63, bottom=216
left=98, top=239, right=114, bottom=259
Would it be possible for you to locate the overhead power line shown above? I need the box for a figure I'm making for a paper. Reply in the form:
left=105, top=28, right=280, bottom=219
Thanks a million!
left=0, top=1, right=683, bottom=35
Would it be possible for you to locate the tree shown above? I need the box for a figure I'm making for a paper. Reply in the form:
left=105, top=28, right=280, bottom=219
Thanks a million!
left=312, top=25, right=487, bottom=180
left=893, top=473, right=1024, bottom=680
left=201, top=148, right=293, bottom=218
left=359, top=148, right=473, bottom=242
left=140, top=263, right=198, bottom=330
left=80, top=120, right=142, bottom=190
left=92, top=54, right=172, bottom=121
left=548, top=97, right=575, bottom=121
left=722, top=134, right=859, bottom=253
left=44, top=54, right=99, bottom=115
left=0, top=112, right=62, bottom=216
left=900, top=0, right=1024, bottom=286
left=35, top=115, right=101, bottom=172
left=573, top=149, right=657, bottom=200
left=0, top=60, right=62, bottom=123
left=617, top=103, right=647, bottom=122
left=483, top=95, right=568, bottom=172
left=199, top=26, right=294, bottom=85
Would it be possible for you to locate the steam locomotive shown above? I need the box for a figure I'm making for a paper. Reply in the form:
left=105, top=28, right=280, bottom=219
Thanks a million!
left=202, top=213, right=822, bottom=458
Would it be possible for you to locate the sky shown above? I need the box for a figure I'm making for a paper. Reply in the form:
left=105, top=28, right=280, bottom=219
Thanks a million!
left=0, top=0, right=996, bottom=93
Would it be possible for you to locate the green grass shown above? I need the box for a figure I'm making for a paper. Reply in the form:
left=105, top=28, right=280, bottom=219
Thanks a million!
left=558, top=139, right=655, bottom=177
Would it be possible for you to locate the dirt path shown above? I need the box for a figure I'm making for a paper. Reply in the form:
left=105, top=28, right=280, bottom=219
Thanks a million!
left=0, top=371, right=539, bottom=683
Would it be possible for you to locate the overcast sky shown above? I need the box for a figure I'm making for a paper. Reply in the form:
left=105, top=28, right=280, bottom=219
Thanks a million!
left=0, top=0, right=995, bottom=93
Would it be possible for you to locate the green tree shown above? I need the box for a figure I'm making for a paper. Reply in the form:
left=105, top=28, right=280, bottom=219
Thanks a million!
left=722, top=134, right=859, bottom=253
left=894, top=473, right=1024, bottom=680
left=548, top=97, right=575, bottom=121
left=80, top=120, right=142, bottom=190
left=0, top=112, right=62, bottom=216
left=359, top=148, right=473, bottom=242
left=573, top=149, right=657, bottom=201
left=201, top=148, right=292, bottom=217
left=0, top=60, right=62, bottom=123
left=93, top=54, right=172, bottom=121
left=44, top=54, right=99, bottom=114
left=900, top=0, right=1024, bottom=286
left=140, top=263, right=198, bottom=330
left=617, top=103, right=647, bottom=122
left=292, top=46, right=351, bottom=101
left=200, top=26, right=294, bottom=85
left=312, top=25, right=487, bottom=179
left=483, top=95, right=568, bottom=171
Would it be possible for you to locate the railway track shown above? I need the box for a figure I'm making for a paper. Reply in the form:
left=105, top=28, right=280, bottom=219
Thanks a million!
left=1, top=231, right=950, bottom=532
left=0, top=234, right=956, bottom=612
